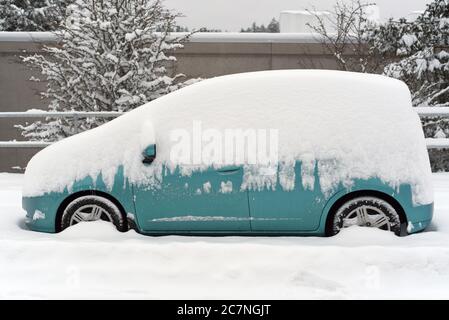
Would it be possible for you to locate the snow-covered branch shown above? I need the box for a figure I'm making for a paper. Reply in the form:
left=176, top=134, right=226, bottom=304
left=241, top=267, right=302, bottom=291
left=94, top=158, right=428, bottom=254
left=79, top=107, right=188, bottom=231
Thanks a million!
left=19, top=0, right=198, bottom=142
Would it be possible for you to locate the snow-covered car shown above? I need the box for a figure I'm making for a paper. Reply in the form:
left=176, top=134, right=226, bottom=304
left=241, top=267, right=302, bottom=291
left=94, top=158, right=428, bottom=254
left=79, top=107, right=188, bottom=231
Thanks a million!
left=22, top=70, right=434, bottom=236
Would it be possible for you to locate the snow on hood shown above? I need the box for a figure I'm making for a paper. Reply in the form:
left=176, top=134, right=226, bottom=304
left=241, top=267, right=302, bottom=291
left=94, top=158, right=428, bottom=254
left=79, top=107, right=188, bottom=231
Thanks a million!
left=23, top=70, right=433, bottom=205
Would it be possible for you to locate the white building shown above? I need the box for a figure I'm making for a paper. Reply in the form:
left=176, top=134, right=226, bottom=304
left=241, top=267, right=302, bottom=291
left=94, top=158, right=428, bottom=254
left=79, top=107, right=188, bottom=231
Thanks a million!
left=407, top=10, right=425, bottom=21
left=279, top=5, right=381, bottom=34
left=279, top=10, right=332, bottom=33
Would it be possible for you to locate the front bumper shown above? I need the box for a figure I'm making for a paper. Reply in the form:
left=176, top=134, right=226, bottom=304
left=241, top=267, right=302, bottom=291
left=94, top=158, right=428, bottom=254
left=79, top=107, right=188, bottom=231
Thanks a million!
left=22, top=194, right=63, bottom=233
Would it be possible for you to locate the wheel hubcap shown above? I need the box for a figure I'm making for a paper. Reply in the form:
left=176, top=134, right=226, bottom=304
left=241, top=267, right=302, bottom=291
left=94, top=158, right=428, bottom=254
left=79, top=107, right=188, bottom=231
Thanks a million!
left=70, top=204, right=112, bottom=226
left=341, top=205, right=391, bottom=231
left=333, top=197, right=401, bottom=235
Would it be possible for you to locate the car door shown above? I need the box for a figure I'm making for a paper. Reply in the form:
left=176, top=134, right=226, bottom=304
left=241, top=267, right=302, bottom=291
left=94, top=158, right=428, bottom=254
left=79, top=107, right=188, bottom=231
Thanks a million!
left=134, top=165, right=251, bottom=232
left=248, top=161, right=325, bottom=232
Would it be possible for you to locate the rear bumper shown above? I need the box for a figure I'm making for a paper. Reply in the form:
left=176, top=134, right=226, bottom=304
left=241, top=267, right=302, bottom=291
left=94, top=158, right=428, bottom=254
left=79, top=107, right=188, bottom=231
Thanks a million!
left=408, top=219, right=432, bottom=234
left=405, top=202, right=434, bottom=234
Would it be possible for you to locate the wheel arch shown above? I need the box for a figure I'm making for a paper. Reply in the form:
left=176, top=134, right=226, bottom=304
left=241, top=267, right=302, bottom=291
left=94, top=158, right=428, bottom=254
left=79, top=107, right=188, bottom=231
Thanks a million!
left=323, top=190, right=408, bottom=237
left=55, top=190, right=128, bottom=233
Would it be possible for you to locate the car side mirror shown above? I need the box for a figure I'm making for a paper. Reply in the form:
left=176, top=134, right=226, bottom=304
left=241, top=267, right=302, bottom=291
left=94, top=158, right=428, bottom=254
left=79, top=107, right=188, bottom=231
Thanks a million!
left=142, top=145, right=156, bottom=165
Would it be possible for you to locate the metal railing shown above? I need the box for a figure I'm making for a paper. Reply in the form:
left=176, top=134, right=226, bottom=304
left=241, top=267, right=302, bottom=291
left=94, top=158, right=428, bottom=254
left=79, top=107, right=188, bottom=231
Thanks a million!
left=0, top=141, right=52, bottom=148
left=1, top=108, right=449, bottom=149
left=415, top=107, right=449, bottom=117
left=415, top=107, right=449, bottom=149
left=426, top=138, right=449, bottom=150
left=0, top=111, right=123, bottom=118
left=0, top=111, right=123, bottom=148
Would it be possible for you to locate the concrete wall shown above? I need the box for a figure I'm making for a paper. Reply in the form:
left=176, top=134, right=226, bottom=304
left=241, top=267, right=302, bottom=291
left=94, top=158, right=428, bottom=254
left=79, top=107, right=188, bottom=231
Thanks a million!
left=0, top=32, right=340, bottom=172
left=0, top=35, right=51, bottom=172
left=174, top=38, right=339, bottom=78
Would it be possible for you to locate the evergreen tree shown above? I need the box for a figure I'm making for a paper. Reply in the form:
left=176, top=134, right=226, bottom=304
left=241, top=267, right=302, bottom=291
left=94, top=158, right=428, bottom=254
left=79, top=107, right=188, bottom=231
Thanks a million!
left=267, top=18, right=280, bottom=33
left=18, top=0, right=195, bottom=141
left=241, top=18, right=279, bottom=33
left=370, top=0, right=449, bottom=109
left=0, top=0, right=70, bottom=31
left=198, top=27, right=222, bottom=32
left=369, top=0, right=449, bottom=170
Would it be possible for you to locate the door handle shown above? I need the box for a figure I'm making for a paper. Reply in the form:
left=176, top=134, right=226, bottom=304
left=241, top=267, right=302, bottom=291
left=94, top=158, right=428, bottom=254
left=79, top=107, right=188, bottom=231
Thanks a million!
left=217, top=166, right=241, bottom=175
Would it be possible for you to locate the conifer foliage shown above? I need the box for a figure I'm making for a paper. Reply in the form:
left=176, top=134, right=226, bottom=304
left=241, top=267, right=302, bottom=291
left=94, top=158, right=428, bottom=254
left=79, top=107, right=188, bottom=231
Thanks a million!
left=0, top=0, right=69, bottom=31
left=369, top=0, right=449, bottom=169
left=371, top=0, right=449, bottom=109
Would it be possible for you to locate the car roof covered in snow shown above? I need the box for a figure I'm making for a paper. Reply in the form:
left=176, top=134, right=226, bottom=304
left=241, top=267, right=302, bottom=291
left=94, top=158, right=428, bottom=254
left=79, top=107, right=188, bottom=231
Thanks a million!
left=23, top=70, right=433, bottom=206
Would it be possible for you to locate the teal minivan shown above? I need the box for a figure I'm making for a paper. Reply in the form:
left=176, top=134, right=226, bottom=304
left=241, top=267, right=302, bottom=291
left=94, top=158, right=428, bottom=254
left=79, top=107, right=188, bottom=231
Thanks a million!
left=22, top=70, right=434, bottom=237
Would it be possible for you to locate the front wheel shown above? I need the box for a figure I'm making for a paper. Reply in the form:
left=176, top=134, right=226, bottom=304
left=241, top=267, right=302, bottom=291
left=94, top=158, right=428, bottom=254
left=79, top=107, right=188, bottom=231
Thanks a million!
left=60, top=195, right=127, bottom=232
left=330, top=196, right=402, bottom=236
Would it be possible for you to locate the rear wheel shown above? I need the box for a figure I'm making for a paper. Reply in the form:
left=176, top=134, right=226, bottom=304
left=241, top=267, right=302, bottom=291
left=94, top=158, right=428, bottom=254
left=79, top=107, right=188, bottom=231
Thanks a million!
left=330, top=196, right=402, bottom=236
left=61, top=195, right=127, bottom=232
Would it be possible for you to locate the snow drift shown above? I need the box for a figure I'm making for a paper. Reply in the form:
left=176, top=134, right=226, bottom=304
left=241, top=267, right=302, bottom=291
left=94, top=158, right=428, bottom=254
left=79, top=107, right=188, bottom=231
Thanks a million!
left=23, top=70, right=433, bottom=205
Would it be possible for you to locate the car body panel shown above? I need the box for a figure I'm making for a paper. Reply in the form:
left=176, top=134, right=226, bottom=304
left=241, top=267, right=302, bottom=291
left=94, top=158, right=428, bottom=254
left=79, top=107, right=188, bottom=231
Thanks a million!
left=23, top=166, right=135, bottom=233
left=249, top=162, right=326, bottom=232
left=22, top=163, right=434, bottom=236
left=135, top=166, right=251, bottom=232
left=318, top=177, right=434, bottom=235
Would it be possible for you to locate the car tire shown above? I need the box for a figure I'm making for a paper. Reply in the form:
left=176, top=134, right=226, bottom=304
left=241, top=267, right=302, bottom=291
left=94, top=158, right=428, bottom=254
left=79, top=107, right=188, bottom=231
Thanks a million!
left=329, top=196, right=402, bottom=236
left=61, top=195, right=127, bottom=232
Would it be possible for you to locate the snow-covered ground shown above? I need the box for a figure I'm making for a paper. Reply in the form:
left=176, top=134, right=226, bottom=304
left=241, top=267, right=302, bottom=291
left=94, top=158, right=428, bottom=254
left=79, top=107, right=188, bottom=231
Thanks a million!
left=0, top=172, right=448, bottom=300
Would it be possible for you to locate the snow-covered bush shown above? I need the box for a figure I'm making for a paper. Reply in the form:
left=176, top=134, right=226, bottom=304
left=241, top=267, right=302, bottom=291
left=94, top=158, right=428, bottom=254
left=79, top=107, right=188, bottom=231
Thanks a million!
left=0, top=0, right=70, bottom=31
left=19, top=0, right=194, bottom=141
